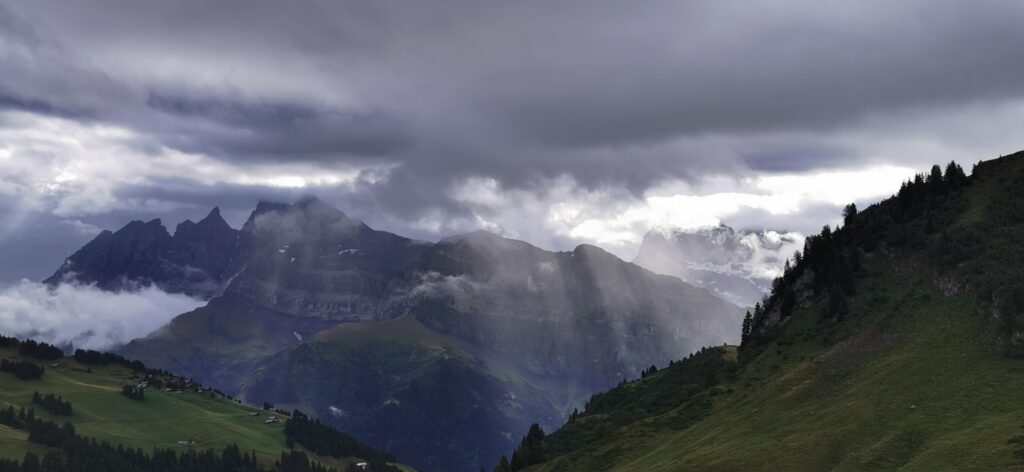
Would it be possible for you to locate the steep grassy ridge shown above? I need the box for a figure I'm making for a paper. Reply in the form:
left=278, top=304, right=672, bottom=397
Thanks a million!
left=538, top=259, right=1024, bottom=471
left=514, top=153, right=1024, bottom=471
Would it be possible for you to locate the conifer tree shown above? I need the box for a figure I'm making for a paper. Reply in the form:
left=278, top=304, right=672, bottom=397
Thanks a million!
left=843, top=203, right=858, bottom=226
left=740, top=311, right=753, bottom=347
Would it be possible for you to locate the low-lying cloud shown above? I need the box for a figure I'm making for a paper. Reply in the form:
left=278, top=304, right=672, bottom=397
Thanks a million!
left=0, top=281, right=203, bottom=351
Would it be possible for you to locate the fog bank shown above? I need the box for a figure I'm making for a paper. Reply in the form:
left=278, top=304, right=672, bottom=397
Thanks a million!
left=0, top=281, right=203, bottom=351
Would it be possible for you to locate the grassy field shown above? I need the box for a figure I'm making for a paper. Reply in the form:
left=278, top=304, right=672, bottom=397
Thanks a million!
left=536, top=259, right=1024, bottom=471
left=0, top=348, right=412, bottom=470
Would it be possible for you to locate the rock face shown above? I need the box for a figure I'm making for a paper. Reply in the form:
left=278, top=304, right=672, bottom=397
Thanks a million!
left=218, top=198, right=433, bottom=321
left=633, top=224, right=804, bottom=307
left=44, top=207, right=238, bottom=298
left=54, top=199, right=744, bottom=471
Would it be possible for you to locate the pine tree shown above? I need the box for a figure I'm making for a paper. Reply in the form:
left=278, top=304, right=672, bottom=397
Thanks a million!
left=740, top=311, right=753, bottom=347
left=521, top=424, right=546, bottom=465
left=927, top=164, right=945, bottom=194
left=492, top=456, right=510, bottom=472
left=843, top=203, right=858, bottom=226
left=19, top=452, right=39, bottom=472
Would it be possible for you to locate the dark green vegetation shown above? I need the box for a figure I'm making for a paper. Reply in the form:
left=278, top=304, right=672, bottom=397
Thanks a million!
left=0, top=336, right=409, bottom=472
left=492, top=424, right=547, bottom=472
left=31, top=393, right=71, bottom=417
left=16, top=341, right=64, bottom=362
left=72, top=349, right=146, bottom=372
left=500, top=151, right=1024, bottom=471
left=283, top=411, right=396, bottom=467
left=0, top=360, right=43, bottom=381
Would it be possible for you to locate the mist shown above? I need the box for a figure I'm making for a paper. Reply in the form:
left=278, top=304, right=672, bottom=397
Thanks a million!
left=0, top=280, right=204, bottom=351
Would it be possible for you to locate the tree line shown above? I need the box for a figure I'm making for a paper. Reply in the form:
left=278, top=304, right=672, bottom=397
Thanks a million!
left=0, top=406, right=76, bottom=447
left=18, top=340, right=64, bottom=361
left=32, top=392, right=72, bottom=416
left=491, top=424, right=545, bottom=472
left=0, top=405, right=358, bottom=472
left=73, top=349, right=146, bottom=372
left=738, top=158, right=1016, bottom=355
left=1, top=359, right=44, bottom=380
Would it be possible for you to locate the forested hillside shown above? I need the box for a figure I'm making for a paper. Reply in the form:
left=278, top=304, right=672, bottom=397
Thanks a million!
left=494, top=151, right=1024, bottom=471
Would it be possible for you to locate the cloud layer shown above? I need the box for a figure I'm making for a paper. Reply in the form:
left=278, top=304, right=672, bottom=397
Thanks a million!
left=1, top=0, right=1023, bottom=280
left=0, top=281, right=204, bottom=350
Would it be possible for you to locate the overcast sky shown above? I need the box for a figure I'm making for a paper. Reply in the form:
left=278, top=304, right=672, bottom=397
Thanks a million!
left=2, top=0, right=1023, bottom=283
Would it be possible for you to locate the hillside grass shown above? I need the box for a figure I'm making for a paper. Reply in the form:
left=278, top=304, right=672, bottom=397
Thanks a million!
left=538, top=258, right=1024, bottom=471
left=0, top=349, right=411, bottom=470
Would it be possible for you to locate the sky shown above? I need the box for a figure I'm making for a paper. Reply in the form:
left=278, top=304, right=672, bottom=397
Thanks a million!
left=2, top=0, right=1024, bottom=284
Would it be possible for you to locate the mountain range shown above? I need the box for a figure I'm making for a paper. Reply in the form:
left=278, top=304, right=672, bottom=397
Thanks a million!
left=633, top=225, right=804, bottom=307
left=45, top=197, right=744, bottom=471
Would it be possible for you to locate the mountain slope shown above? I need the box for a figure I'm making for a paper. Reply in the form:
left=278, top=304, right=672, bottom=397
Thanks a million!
left=0, top=337, right=409, bottom=471
left=243, top=317, right=557, bottom=471
left=508, top=152, right=1024, bottom=471
left=50, top=198, right=743, bottom=471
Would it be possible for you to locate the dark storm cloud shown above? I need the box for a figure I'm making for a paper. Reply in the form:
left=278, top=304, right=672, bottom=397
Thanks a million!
left=0, top=3, right=132, bottom=121
left=144, top=92, right=412, bottom=160
left=0, top=94, right=94, bottom=120
left=5, top=1, right=1024, bottom=178
left=741, top=145, right=854, bottom=173
left=2, top=0, right=1024, bottom=280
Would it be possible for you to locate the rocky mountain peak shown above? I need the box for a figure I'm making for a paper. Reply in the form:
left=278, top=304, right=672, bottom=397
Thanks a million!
left=572, top=243, right=614, bottom=258
left=247, top=200, right=293, bottom=223
left=243, top=195, right=364, bottom=232
left=117, top=218, right=170, bottom=237
left=45, top=208, right=238, bottom=298
left=175, top=207, right=234, bottom=240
